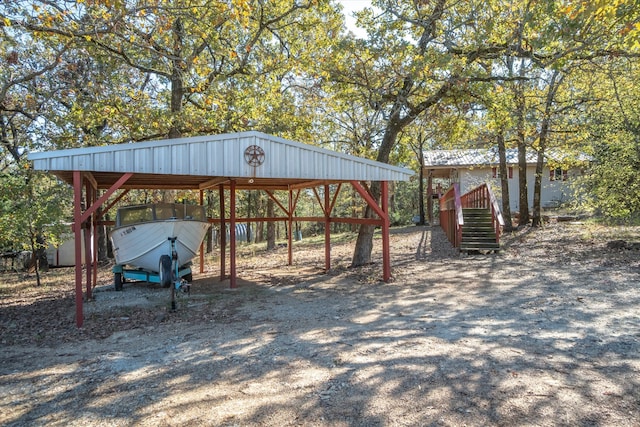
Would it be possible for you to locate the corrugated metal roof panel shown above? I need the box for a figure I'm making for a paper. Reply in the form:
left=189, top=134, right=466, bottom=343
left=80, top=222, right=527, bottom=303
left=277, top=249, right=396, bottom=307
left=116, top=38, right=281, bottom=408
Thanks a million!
left=423, top=148, right=538, bottom=167
left=29, top=131, right=413, bottom=183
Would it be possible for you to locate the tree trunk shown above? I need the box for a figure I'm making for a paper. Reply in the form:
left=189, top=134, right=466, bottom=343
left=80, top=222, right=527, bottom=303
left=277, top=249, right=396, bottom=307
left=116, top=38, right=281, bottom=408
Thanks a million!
left=427, top=171, right=434, bottom=225
left=206, top=227, right=213, bottom=253
left=517, top=146, right=529, bottom=226
left=206, top=190, right=215, bottom=252
left=350, top=77, right=452, bottom=265
left=418, top=150, right=426, bottom=225
left=496, top=130, right=514, bottom=232
left=515, top=72, right=530, bottom=227
left=352, top=204, right=376, bottom=266
left=531, top=70, right=561, bottom=227
left=256, top=193, right=265, bottom=243
left=29, top=234, right=42, bottom=286
left=169, top=17, right=185, bottom=139
left=97, top=222, right=108, bottom=262
left=257, top=221, right=264, bottom=243
left=351, top=183, right=383, bottom=266
left=266, top=198, right=275, bottom=250
left=351, top=126, right=394, bottom=266
left=389, top=181, right=396, bottom=213
left=531, top=149, right=545, bottom=227
left=246, top=190, right=252, bottom=243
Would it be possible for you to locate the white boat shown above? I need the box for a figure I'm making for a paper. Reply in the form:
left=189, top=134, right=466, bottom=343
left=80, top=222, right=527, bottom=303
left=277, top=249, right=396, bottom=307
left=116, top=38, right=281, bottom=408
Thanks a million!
left=110, top=203, right=210, bottom=274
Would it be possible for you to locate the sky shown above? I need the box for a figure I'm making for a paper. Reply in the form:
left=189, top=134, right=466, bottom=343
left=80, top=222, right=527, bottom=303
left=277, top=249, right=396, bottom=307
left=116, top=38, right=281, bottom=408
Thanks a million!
left=336, top=0, right=372, bottom=38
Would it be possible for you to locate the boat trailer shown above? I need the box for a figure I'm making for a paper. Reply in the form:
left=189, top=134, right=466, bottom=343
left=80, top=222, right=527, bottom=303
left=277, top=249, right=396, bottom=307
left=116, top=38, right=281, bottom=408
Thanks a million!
left=112, top=237, right=192, bottom=310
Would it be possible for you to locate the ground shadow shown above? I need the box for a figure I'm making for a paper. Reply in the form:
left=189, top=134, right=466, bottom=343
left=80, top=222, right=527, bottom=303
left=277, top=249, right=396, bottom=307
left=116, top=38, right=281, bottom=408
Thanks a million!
left=1, top=225, right=639, bottom=426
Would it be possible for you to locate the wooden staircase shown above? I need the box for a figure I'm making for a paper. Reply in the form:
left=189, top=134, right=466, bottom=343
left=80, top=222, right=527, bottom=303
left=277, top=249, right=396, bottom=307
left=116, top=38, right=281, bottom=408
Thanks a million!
left=460, top=208, right=501, bottom=253
left=439, top=183, right=504, bottom=253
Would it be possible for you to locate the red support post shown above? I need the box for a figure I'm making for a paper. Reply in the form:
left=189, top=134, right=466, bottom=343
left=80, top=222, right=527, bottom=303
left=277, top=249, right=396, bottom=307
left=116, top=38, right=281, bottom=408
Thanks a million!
left=86, top=183, right=96, bottom=300
left=381, top=181, right=391, bottom=282
left=84, top=188, right=90, bottom=292
left=427, top=171, right=433, bottom=224
left=350, top=180, right=393, bottom=282
left=324, top=185, right=331, bottom=272
left=92, top=189, right=98, bottom=298
left=72, top=171, right=84, bottom=327
left=199, top=190, right=205, bottom=274
left=84, top=181, right=91, bottom=301
left=288, top=188, right=293, bottom=266
left=219, top=184, right=226, bottom=281
left=230, top=180, right=237, bottom=288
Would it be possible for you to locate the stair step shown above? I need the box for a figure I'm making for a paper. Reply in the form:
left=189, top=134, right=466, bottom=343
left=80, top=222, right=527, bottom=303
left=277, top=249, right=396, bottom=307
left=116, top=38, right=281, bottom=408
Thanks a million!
left=462, top=235, right=497, bottom=240
left=461, top=241, right=501, bottom=247
left=461, top=244, right=501, bottom=249
left=463, top=227, right=495, bottom=231
left=460, top=247, right=501, bottom=252
left=461, top=247, right=501, bottom=251
left=463, top=227, right=494, bottom=231
left=461, top=237, right=499, bottom=242
left=458, top=207, right=501, bottom=253
left=462, top=241, right=498, bottom=246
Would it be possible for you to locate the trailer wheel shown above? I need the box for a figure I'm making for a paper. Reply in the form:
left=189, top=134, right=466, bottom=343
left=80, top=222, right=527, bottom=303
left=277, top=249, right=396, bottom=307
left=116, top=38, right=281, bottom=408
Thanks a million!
left=159, top=255, right=172, bottom=288
left=183, top=273, right=193, bottom=283
left=114, top=272, right=123, bottom=291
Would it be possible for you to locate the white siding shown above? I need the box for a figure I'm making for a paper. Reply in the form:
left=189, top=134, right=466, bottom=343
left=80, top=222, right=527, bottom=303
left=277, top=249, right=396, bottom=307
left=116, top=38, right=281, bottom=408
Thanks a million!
left=456, top=165, right=575, bottom=213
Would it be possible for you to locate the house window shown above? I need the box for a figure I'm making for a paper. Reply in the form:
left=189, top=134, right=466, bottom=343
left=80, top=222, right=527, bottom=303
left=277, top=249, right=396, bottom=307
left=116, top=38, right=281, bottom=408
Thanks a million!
left=492, top=167, right=513, bottom=179
left=549, top=168, right=568, bottom=181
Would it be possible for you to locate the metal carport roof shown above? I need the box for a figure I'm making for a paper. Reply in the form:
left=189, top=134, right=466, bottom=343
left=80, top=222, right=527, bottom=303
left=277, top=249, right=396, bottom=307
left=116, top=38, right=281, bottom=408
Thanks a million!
left=30, top=131, right=413, bottom=189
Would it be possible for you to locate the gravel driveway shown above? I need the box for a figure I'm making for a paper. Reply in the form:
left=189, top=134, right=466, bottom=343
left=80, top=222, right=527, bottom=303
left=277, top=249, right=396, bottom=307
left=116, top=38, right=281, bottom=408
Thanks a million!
left=1, top=222, right=639, bottom=426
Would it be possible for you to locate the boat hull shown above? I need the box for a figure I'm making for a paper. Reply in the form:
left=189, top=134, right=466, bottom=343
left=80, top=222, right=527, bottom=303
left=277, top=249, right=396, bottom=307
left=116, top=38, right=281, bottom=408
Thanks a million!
left=111, top=220, right=209, bottom=272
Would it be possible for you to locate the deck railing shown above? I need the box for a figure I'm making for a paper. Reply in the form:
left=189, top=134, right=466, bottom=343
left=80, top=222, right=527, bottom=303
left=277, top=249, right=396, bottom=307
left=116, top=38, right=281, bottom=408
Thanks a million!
left=439, top=182, right=504, bottom=248
left=439, top=183, right=464, bottom=248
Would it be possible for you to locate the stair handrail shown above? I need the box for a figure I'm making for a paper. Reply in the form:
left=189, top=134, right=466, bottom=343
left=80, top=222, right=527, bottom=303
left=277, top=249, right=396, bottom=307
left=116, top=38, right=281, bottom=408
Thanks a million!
left=485, top=183, right=504, bottom=243
left=439, top=183, right=463, bottom=247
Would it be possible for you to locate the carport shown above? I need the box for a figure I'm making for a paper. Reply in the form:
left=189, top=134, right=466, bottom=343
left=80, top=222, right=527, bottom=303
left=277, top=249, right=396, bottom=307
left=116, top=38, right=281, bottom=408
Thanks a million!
left=29, top=131, right=413, bottom=327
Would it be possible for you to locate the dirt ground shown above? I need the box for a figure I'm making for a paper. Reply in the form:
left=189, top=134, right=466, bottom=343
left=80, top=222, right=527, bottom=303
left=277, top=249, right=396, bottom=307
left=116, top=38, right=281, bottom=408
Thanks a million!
left=1, top=221, right=639, bottom=426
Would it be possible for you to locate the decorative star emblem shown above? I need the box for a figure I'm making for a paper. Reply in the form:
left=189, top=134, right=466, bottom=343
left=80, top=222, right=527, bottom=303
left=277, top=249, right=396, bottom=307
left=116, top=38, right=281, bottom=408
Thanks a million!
left=244, top=145, right=265, bottom=167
